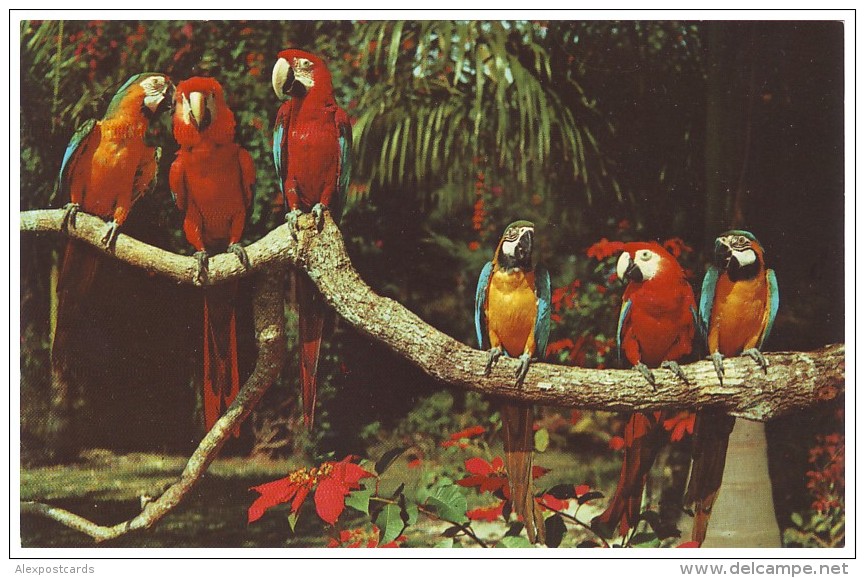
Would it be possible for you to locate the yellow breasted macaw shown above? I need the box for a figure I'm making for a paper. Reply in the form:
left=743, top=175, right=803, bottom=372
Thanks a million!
left=686, top=230, right=779, bottom=544
left=475, top=220, right=551, bottom=544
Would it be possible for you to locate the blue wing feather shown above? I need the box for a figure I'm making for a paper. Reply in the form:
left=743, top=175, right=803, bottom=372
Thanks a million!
left=534, top=266, right=552, bottom=359
left=699, top=266, right=721, bottom=344
left=617, top=299, right=632, bottom=363
left=56, top=119, right=97, bottom=203
left=272, top=105, right=289, bottom=197
left=759, top=269, right=780, bottom=348
left=474, top=261, right=494, bottom=350
left=331, top=110, right=352, bottom=224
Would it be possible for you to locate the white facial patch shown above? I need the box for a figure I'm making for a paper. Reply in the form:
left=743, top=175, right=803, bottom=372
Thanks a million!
left=635, top=249, right=661, bottom=280
left=501, top=226, right=532, bottom=257
left=292, top=57, right=315, bottom=89
left=732, top=248, right=757, bottom=267
left=141, top=76, right=168, bottom=112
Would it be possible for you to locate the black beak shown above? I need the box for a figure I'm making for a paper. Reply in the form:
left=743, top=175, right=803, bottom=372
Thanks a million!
left=623, top=259, right=643, bottom=283
left=515, top=230, right=533, bottom=264
left=714, top=238, right=733, bottom=270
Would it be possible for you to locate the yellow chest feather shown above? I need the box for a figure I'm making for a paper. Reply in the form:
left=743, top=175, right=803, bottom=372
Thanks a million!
left=486, top=269, right=538, bottom=357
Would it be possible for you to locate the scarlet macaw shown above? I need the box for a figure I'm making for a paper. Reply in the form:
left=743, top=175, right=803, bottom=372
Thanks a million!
left=594, top=242, right=697, bottom=536
left=169, top=77, right=256, bottom=434
left=53, top=73, right=173, bottom=380
left=475, top=221, right=551, bottom=544
left=271, top=49, right=352, bottom=428
left=685, top=230, right=779, bottom=544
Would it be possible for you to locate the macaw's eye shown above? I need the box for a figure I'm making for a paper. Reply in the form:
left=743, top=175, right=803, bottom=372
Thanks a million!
left=297, top=58, right=312, bottom=69
left=639, top=250, right=652, bottom=262
left=738, top=235, right=748, bottom=244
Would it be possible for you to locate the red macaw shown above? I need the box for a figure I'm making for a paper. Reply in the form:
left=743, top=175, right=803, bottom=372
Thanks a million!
left=271, top=49, right=352, bottom=428
left=686, top=230, right=779, bottom=544
left=169, top=77, right=256, bottom=435
left=475, top=221, right=551, bottom=544
left=594, top=242, right=697, bottom=537
left=53, top=72, right=173, bottom=379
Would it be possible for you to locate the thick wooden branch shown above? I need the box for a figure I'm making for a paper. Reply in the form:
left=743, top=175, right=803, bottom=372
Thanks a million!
left=21, top=265, right=286, bottom=541
left=21, top=208, right=844, bottom=421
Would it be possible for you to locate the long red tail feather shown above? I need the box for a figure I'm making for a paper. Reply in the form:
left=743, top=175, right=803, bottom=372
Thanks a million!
left=596, top=412, right=664, bottom=535
left=203, top=280, right=240, bottom=437
left=298, top=273, right=325, bottom=429
left=52, top=240, right=101, bottom=370
left=686, top=410, right=736, bottom=544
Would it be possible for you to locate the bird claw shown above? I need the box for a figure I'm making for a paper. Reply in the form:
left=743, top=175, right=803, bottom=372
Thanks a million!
left=515, top=353, right=531, bottom=385
left=194, top=251, right=209, bottom=285
left=635, top=362, right=656, bottom=389
left=661, top=360, right=690, bottom=385
left=484, top=347, right=503, bottom=377
left=100, top=220, right=120, bottom=249
left=285, top=209, right=302, bottom=240
left=61, top=203, right=80, bottom=233
left=708, top=352, right=725, bottom=385
left=312, top=203, right=327, bottom=232
left=228, top=243, right=250, bottom=270
left=743, top=348, right=768, bottom=372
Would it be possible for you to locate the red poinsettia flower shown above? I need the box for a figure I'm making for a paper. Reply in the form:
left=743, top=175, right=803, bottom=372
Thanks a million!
left=248, top=456, right=373, bottom=526
left=538, top=493, right=570, bottom=512
left=327, top=526, right=406, bottom=548
left=609, top=436, right=625, bottom=452
left=466, top=500, right=505, bottom=522
left=440, top=425, right=486, bottom=448
left=457, top=456, right=509, bottom=496
left=586, top=238, right=626, bottom=261
left=663, top=411, right=696, bottom=442
left=677, top=541, right=701, bottom=548
left=663, top=237, right=693, bottom=259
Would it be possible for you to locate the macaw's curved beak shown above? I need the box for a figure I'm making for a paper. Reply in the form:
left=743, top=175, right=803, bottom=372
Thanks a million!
left=616, top=252, right=642, bottom=283
left=714, top=237, right=733, bottom=270
left=187, top=91, right=211, bottom=131
left=272, top=57, right=295, bottom=100
left=515, top=229, right=533, bottom=263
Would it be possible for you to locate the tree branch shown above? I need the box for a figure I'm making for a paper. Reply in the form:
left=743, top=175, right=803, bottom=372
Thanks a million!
left=20, top=265, right=286, bottom=542
left=21, top=207, right=844, bottom=422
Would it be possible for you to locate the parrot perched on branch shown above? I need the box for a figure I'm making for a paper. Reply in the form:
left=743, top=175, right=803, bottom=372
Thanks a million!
left=686, top=230, right=779, bottom=544
left=271, top=49, right=352, bottom=429
left=593, top=242, right=697, bottom=537
left=52, top=72, right=173, bottom=379
left=169, top=76, right=256, bottom=434
left=475, top=221, right=551, bottom=544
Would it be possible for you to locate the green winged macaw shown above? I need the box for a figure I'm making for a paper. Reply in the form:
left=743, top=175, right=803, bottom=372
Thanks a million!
left=170, top=76, right=256, bottom=435
left=475, top=221, right=551, bottom=544
left=594, top=242, right=697, bottom=537
left=271, top=48, right=352, bottom=429
left=686, top=230, right=779, bottom=544
left=52, top=73, right=173, bottom=385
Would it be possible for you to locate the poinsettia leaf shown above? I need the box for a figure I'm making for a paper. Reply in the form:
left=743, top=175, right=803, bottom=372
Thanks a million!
left=314, top=477, right=348, bottom=525
left=505, top=521, right=525, bottom=537
left=426, top=483, right=468, bottom=524
left=398, top=493, right=411, bottom=525
left=544, top=513, right=566, bottom=548
left=547, top=484, right=578, bottom=500
left=344, top=477, right=375, bottom=515
left=376, top=447, right=408, bottom=475
left=498, top=535, right=533, bottom=548
left=630, top=532, right=661, bottom=548
left=441, top=525, right=463, bottom=538
left=534, top=428, right=550, bottom=452
left=577, top=539, right=601, bottom=548
left=286, top=511, right=299, bottom=533
left=391, top=482, right=406, bottom=499
left=577, top=491, right=604, bottom=505
left=375, top=503, right=406, bottom=545
left=435, top=538, right=455, bottom=548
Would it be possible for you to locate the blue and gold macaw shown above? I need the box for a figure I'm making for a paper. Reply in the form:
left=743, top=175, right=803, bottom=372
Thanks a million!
left=475, top=220, right=551, bottom=544
left=686, top=230, right=779, bottom=544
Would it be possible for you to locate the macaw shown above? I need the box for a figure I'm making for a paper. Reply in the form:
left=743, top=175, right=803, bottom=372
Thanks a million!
left=169, top=77, right=256, bottom=435
left=52, top=72, right=173, bottom=378
left=475, top=221, right=551, bottom=544
left=271, top=49, right=352, bottom=428
left=594, top=242, right=697, bottom=537
left=685, top=230, right=779, bottom=544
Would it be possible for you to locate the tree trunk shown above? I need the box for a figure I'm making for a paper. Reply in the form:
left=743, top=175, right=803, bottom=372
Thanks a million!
left=695, top=418, right=781, bottom=547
